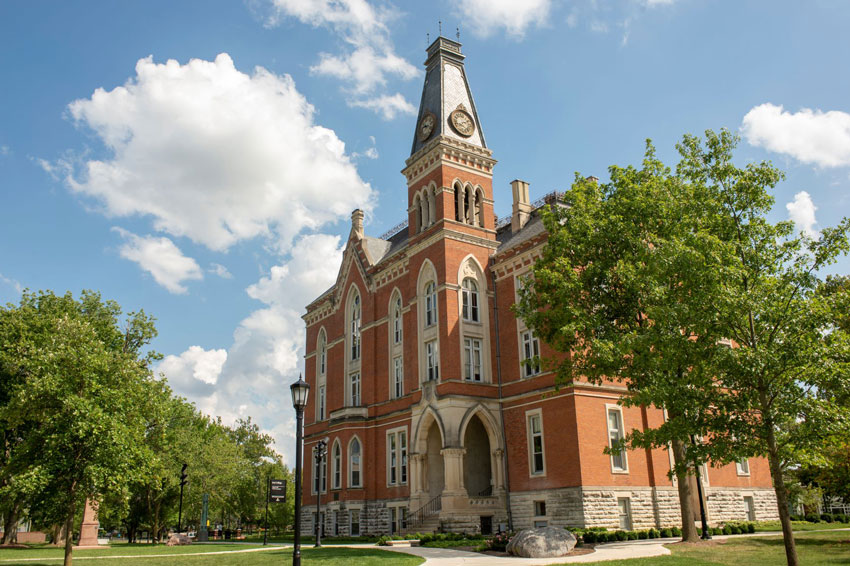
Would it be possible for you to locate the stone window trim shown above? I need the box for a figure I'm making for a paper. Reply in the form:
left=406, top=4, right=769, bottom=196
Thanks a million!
left=392, top=293, right=404, bottom=344
left=425, top=281, right=438, bottom=327
left=317, top=384, right=326, bottom=422
left=525, top=408, right=546, bottom=477
left=533, top=500, right=547, bottom=517
left=463, top=337, right=483, bottom=382
left=317, top=328, right=327, bottom=376
left=349, top=436, right=363, bottom=488
left=461, top=277, right=480, bottom=322
left=388, top=289, right=404, bottom=400
left=392, top=355, right=404, bottom=399
left=331, top=439, right=342, bottom=490
left=349, top=372, right=361, bottom=407
left=606, top=404, right=629, bottom=474
left=520, top=329, right=541, bottom=378
left=386, top=426, right=409, bottom=487
left=736, top=458, right=751, bottom=476
left=425, top=340, right=440, bottom=382
left=350, top=293, right=361, bottom=361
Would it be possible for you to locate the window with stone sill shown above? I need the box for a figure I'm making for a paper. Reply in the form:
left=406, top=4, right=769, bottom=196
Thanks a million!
left=462, top=277, right=480, bottom=322
left=387, top=429, right=408, bottom=486
left=425, top=282, right=437, bottom=327
left=331, top=440, right=342, bottom=490
left=464, top=337, right=482, bottom=381
left=607, top=406, right=628, bottom=473
left=736, top=458, right=750, bottom=476
left=425, top=340, right=439, bottom=381
left=392, top=356, right=404, bottom=398
left=393, top=295, right=403, bottom=343
left=521, top=330, right=541, bottom=377
left=350, top=294, right=361, bottom=361
left=349, top=437, right=362, bottom=488
left=349, top=372, right=361, bottom=407
left=350, top=509, right=361, bottom=537
left=527, top=411, right=545, bottom=476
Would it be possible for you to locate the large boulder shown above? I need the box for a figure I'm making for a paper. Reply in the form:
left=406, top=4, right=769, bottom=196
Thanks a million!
left=166, top=533, right=192, bottom=546
left=506, top=527, right=577, bottom=558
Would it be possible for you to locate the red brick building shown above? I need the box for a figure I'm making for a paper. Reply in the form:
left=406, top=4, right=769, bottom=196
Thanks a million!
left=300, top=36, right=778, bottom=536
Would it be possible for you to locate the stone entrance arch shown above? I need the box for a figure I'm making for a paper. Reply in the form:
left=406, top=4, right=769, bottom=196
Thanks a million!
left=463, top=415, right=492, bottom=496
left=426, top=422, right=445, bottom=498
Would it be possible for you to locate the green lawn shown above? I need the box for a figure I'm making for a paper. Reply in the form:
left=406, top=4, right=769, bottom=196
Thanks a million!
left=753, top=521, right=850, bottom=533
left=0, top=544, right=424, bottom=566
left=561, top=530, right=850, bottom=566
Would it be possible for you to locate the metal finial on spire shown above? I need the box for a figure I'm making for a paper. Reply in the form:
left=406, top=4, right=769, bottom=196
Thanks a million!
left=439, top=20, right=442, bottom=35
left=427, top=32, right=430, bottom=44
left=456, top=26, right=460, bottom=41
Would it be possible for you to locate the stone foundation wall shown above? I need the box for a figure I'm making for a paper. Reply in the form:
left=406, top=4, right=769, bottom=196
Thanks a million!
left=299, top=498, right=405, bottom=536
left=509, top=487, right=584, bottom=529
left=706, top=488, right=778, bottom=523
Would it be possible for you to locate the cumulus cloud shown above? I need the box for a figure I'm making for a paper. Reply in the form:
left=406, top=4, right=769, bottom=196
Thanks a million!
left=209, top=263, right=233, bottom=279
left=262, top=0, right=418, bottom=116
left=451, top=0, right=551, bottom=38
left=63, top=54, right=373, bottom=252
left=786, top=191, right=819, bottom=239
left=113, top=228, right=203, bottom=294
left=349, top=93, right=416, bottom=120
left=0, top=273, right=23, bottom=294
left=742, top=103, right=850, bottom=168
left=161, top=234, right=344, bottom=464
left=158, top=346, right=227, bottom=396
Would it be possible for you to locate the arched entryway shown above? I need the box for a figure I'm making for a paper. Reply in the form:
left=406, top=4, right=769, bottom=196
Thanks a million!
left=426, top=421, right=445, bottom=498
left=463, top=415, right=492, bottom=496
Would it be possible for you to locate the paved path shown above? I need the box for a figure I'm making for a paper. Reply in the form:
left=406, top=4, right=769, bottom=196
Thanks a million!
left=362, top=539, right=673, bottom=565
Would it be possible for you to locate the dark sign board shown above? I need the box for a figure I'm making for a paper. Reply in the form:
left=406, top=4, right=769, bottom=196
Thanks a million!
left=269, top=479, right=287, bottom=503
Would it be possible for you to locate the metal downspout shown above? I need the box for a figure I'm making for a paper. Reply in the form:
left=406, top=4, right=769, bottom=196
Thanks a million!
left=492, top=269, right=513, bottom=531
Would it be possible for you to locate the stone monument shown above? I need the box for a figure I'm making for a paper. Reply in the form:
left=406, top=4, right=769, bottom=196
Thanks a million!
left=75, top=500, right=103, bottom=548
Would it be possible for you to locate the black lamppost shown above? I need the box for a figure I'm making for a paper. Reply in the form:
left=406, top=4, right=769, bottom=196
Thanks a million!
left=313, top=439, right=328, bottom=548
left=290, top=375, right=310, bottom=566
left=177, top=463, right=188, bottom=533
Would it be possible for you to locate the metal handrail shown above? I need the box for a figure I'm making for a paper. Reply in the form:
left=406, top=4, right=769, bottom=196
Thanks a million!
left=477, top=486, right=493, bottom=497
left=407, top=494, right=442, bottom=529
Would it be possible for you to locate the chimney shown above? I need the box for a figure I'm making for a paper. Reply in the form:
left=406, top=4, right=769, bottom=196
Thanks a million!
left=351, top=209, right=364, bottom=240
left=511, top=179, right=532, bottom=234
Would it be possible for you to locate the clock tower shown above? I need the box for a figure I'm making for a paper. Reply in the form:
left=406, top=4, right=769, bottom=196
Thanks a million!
left=402, top=36, right=497, bottom=239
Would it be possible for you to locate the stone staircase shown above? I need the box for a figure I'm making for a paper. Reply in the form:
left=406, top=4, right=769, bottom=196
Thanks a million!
left=404, top=515, right=441, bottom=535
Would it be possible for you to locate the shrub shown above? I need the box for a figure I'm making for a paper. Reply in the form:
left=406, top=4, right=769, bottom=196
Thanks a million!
left=790, top=514, right=802, bottom=522
left=732, top=526, right=742, bottom=535
left=626, top=531, right=638, bottom=540
left=488, top=532, right=512, bottom=552
left=613, top=530, right=626, bottom=541
left=712, top=527, right=722, bottom=536
left=597, top=532, right=609, bottom=543
left=821, top=513, right=834, bottom=523
left=836, top=514, right=849, bottom=524
left=671, top=526, right=682, bottom=537
left=582, top=531, right=597, bottom=544
left=747, top=523, right=756, bottom=534
left=648, top=529, right=658, bottom=539
left=660, top=528, right=672, bottom=538
left=805, top=514, right=820, bottom=523
left=638, top=530, right=648, bottom=540
left=722, top=525, right=732, bottom=535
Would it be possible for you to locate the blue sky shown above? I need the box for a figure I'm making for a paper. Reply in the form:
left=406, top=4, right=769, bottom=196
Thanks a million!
left=2, top=0, right=849, bottom=463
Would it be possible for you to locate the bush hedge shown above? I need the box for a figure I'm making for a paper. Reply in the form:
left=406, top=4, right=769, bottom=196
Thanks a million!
left=571, top=522, right=759, bottom=545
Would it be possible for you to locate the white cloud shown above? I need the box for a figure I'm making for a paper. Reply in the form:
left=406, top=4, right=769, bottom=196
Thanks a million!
left=0, top=272, right=22, bottom=294
left=0, top=145, right=9, bottom=156
left=349, top=93, right=416, bottom=120
left=786, top=191, right=819, bottom=239
left=158, top=346, right=227, bottom=395
left=451, top=0, right=551, bottom=38
left=63, top=54, right=373, bottom=252
left=161, top=234, right=344, bottom=464
left=263, top=0, right=418, bottom=116
left=209, top=263, right=233, bottom=279
left=590, top=20, right=609, bottom=33
left=643, top=0, right=678, bottom=6
left=113, top=228, right=203, bottom=294
left=742, top=103, right=850, bottom=168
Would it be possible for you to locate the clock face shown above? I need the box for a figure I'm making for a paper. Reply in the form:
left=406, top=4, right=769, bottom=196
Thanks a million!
left=418, top=112, right=436, bottom=142
left=449, top=108, right=475, bottom=137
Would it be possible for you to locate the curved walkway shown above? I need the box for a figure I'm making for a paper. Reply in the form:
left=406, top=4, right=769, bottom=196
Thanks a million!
left=371, top=539, right=673, bottom=565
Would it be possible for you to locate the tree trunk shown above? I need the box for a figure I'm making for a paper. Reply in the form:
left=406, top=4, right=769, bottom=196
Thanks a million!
left=63, top=495, right=77, bottom=566
left=763, top=415, right=799, bottom=566
left=2, top=500, right=20, bottom=544
left=671, top=437, right=699, bottom=542
left=152, top=499, right=161, bottom=545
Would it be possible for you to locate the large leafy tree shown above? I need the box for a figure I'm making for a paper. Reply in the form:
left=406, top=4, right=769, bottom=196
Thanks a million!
left=676, top=131, right=850, bottom=566
left=0, top=291, right=160, bottom=565
left=515, top=144, right=729, bottom=542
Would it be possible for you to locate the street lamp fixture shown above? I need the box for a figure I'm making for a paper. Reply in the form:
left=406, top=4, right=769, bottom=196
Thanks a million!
left=313, top=439, right=328, bottom=547
left=290, top=375, right=310, bottom=566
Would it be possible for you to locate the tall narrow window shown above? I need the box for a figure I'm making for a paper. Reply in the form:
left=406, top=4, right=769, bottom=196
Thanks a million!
left=388, top=433, right=397, bottom=485
left=349, top=438, right=361, bottom=488
left=425, top=282, right=437, bottom=327
left=392, top=356, right=404, bottom=398
left=528, top=413, right=545, bottom=475
left=350, top=294, right=361, bottom=360
left=736, top=459, right=750, bottom=476
left=607, top=407, right=627, bottom=472
left=425, top=340, right=439, bottom=381
left=318, top=331, right=327, bottom=375
left=387, top=429, right=408, bottom=486
left=393, top=296, right=403, bottom=343
left=521, top=330, right=541, bottom=377
left=617, top=497, right=633, bottom=530
left=350, top=509, right=361, bottom=536
left=464, top=337, right=482, bottom=381
left=332, top=442, right=341, bottom=489
left=349, top=373, right=361, bottom=407
left=462, top=278, right=479, bottom=322
left=318, top=385, right=326, bottom=420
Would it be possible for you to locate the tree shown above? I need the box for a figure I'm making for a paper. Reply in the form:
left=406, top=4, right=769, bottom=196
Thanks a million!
left=515, top=144, right=728, bottom=542
left=0, top=291, right=160, bottom=565
left=675, top=130, right=850, bottom=566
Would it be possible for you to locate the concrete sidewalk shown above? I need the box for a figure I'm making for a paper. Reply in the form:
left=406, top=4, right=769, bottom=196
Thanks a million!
left=370, top=539, right=673, bottom=565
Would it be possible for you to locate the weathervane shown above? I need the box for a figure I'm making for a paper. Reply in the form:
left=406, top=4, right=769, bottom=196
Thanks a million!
left=456, top=26, right=460, bottom=41
left=439, top=20, right=442, bottom=36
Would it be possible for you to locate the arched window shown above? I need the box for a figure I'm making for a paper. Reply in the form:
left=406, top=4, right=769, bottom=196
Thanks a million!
left=425, top=282, right=437, bottom=327
left=332, top=441, right=342, bottom=489
left=462, top=278, right=479, bottom=322
left=349, top=438, right=361, bottom=487
left=392, top=295, right=403, bottom=343
left=427, top=187, right=436, bottom=225
left=476, top=188, right=485, bottom=227
left=318, top=329, right=327, bottom=375
left=420, top=190, right=429, bottom=230
left=454, top=182, right=464, bottom=222
left=412, top=194, right=421, bottom=232
left=350, top=294, right=361, bottom=360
